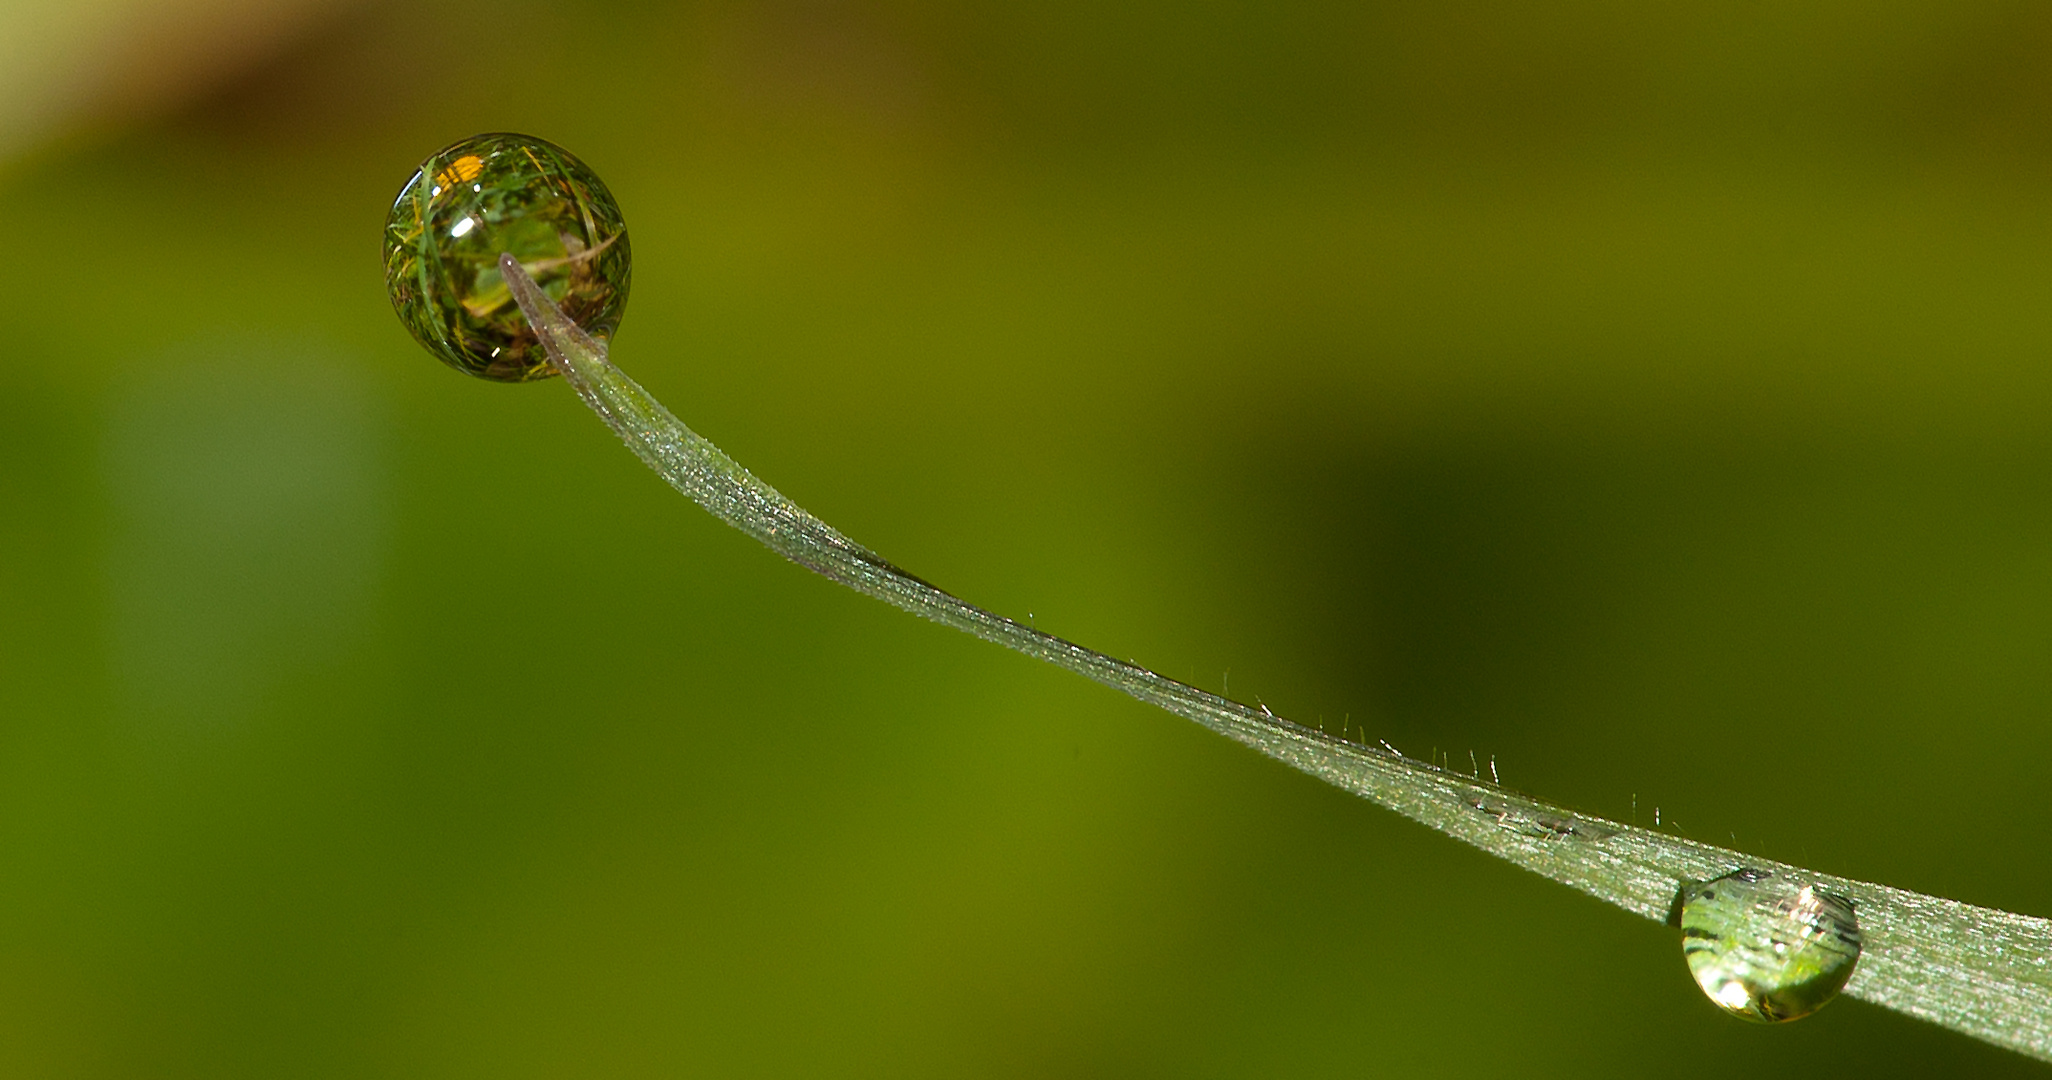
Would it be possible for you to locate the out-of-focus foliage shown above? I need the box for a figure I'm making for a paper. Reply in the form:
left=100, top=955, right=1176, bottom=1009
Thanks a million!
left=0, top=0, right=349, bottom=160
left=4, top=1, right=2052, bottom=1075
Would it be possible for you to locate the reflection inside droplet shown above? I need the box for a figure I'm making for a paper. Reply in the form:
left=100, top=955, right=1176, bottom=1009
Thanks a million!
left=1673, top=868, right=1862, bottom=1024
left=382, top=132, right=631, bottom=383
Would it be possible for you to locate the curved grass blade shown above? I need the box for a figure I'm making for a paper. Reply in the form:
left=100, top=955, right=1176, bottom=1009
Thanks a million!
left=499, top=253, right=2052, bottom=1062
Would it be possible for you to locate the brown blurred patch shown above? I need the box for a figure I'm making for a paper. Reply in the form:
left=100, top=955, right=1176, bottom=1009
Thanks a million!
left=0, top=0, right=365, bottom=159
left=166, top=1, right=452, bottom=145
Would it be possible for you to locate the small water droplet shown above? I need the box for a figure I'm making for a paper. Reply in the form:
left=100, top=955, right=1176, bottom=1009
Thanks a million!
left=383, top=133, right=631, bottom=383
left=1673, top=868, right=1861, bottom=1024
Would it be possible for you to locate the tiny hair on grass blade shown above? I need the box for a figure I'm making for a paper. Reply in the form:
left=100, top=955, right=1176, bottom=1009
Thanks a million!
left=499, top=252, right=2052, bottom=1063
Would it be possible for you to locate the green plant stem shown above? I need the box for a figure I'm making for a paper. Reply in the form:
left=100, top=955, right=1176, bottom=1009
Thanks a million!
left=501, top=253, right=2052, bottom=1062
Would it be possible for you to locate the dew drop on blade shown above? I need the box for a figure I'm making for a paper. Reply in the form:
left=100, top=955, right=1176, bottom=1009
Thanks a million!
left=382, top=133, right=631, bottom=382
left=1673, top=868, right=1862, bottom=1024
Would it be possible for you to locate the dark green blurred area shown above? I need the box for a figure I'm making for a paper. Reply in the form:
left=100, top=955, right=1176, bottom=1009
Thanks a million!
left=4, top=0, right=2052, bottom=1074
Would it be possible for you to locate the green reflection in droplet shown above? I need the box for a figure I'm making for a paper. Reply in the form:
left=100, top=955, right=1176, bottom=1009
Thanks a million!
left=1673, top=868, right=1862, bottom=1024
left=383, top=133, right=630, bottom=382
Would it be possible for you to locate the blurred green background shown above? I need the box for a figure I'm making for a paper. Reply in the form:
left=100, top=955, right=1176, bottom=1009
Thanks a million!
left=4, top=0, right=2052, bottom=1075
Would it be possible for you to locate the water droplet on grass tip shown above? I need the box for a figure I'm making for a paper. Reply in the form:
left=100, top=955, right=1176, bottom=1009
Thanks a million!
left=383, top=133, right=630, bottom=382
left=1674, top=868, right=1861, bottom=1024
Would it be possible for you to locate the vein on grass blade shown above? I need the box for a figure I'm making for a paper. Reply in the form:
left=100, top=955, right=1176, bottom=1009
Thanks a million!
left=500, top=252, right=2052, bottom=1063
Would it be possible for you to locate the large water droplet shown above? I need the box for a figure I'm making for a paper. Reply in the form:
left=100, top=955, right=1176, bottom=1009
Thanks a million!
left=383, top=133, right=630, bottom=382
left=1674, top=868, right=1862, bottom=1023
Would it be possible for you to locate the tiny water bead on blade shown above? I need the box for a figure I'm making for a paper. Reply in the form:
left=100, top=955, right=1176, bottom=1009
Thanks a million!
left=383, top=133, right=630, bottom=382
left=1673, top=868, right=1863, bottom=1024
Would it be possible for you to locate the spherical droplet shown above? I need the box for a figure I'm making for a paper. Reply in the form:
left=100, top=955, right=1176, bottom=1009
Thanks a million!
left=1675, top=868, right=1862, bottom=1024
left=383, top=133, right=630, bottom=382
